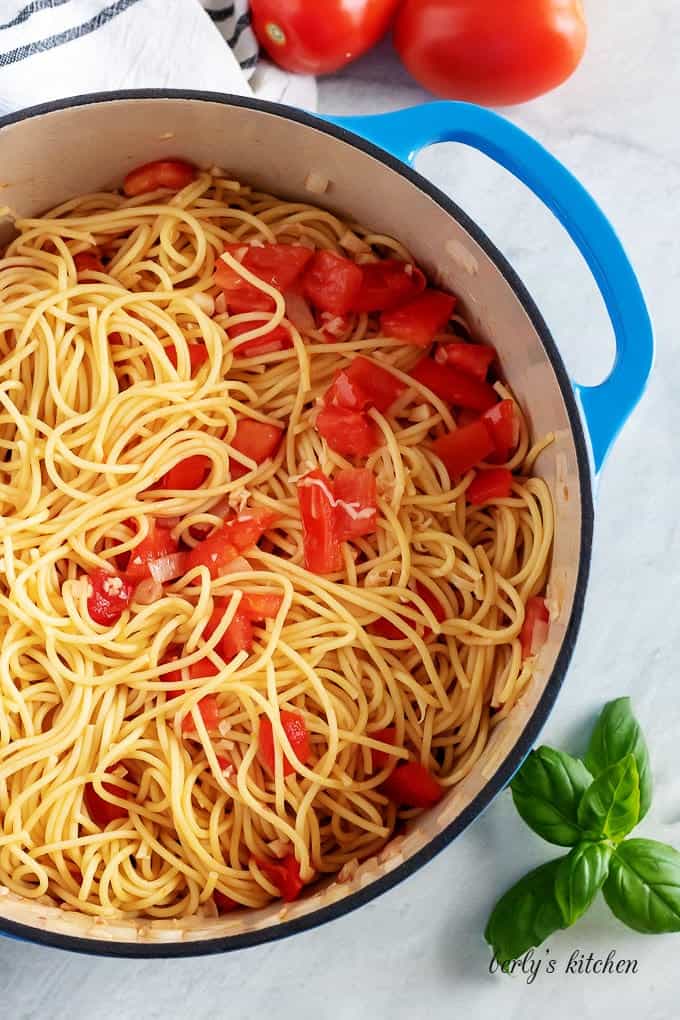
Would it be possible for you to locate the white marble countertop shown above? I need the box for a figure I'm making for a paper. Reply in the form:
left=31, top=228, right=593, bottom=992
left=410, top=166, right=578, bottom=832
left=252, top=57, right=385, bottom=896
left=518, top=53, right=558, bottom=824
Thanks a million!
left=1, top=2, right=678, bottom=1017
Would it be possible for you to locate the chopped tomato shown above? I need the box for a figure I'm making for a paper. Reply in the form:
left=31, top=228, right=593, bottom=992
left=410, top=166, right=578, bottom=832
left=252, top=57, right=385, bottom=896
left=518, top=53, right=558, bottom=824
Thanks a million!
left=188, top=658, right=221, bottom=682
left=456, top=407, right=481, bottom=428
left=369, top=582, right=446, bottom=642
left=368, top=616, right=405, bottom=640
left=324, top=368, right=371, bottom=412
left=481, top=399, right=520, bottom=461
left=316, top=405, right=381, bottom=458
left=520, top=596, right=550, bottom=659
left=216, top=754, right=232, bottom=772
left=381, top=289, right=456, bottom=346
left=216, top=252, right=274, bottom=314
left=161, top=455, right=211, bottom=491
left=258, top=710, right=311, bottom=776
left=298, top=469, right=342, bottom=574
left=84, top=766, right=129, bottom=826
left=126, top=521, right=180, bottom=581
left=317, top=311, right=353, bottom=342
left=166, top=343, right=209, bottom=373
left=185, top=509, right=278, bottom=578
left=74, top=250, right=104, bottom=275
left=410, top=356, right=497, bottom=410
left=325, top=356, right=405, bottom=414
left=369, top=727, right=398, bottom=770
left=230, top=418, right=284, bottom=479
left=123, top=159, right=196, bottom=196
left=161, top=656, right=184, bottom=701
left=353, top=259, right=426, bottom=313
left=415, top=581, right=447, bottom=625
left=333, top=467, right=377, bottom=539
left=303, top=250, right=364, bottom=315
left=382, top=761, right=443, bottom=808
left=254, top=853, right=304, bottom=902
left=87, top=569, right=135, bottom=625
left=467, top=468, right=513, bottom=504
left=431, top=420, right=495, bottom=478
left=182, top=693, right=220, bottom=734
left=239, top=592, right=284, bottom=620
left=216, top=243, right=313, bottom=314
left=220, top=609, right=254, bottom=660
left=435, top=342, right=496, bottom=381
left=213, top=889, right=238, bottom=913
left=229, top=320, right=293, bottom=358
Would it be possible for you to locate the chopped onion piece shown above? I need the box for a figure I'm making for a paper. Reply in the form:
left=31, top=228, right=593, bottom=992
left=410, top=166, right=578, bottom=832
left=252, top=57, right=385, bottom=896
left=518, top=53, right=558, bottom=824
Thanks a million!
left=134, top=578, right=164, bottom=604
left=284, top=291, right=315, bottom=334
left=217, top=556, right=252, bottom=577
left=305, top=170, right=329, bottom=194
left=215, top=291, right=227, bottom=315
left=191, top=292, right=215, bottom=315
left=148, top=552, right=187, bottom=583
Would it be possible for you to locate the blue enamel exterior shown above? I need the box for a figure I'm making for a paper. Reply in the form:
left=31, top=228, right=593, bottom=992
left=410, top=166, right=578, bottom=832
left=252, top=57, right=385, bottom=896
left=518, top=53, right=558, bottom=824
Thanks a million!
left=327, top=103, right=654, bottom=475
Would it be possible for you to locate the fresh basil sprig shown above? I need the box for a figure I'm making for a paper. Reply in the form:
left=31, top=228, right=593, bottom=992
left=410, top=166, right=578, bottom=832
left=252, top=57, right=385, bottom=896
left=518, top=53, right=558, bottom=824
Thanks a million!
left=485, top=697, right=680, bottom=963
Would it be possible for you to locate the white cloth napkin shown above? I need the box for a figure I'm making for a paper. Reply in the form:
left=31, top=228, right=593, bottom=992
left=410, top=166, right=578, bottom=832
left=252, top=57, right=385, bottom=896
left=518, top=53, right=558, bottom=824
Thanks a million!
left=0, top=0, right=317, bottom=118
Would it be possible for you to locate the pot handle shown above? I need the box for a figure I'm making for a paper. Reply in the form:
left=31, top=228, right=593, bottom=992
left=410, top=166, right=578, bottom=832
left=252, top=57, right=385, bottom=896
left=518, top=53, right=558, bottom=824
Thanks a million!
left=327, top=103, right=654, bottom=473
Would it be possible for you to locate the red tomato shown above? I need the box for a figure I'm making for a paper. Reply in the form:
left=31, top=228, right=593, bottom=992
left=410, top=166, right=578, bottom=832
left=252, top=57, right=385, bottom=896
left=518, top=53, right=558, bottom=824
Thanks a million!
left=325, top=356, right=405, bottom=415
left=229, top=321, right=293, bottom=358
left=298, top=469, right=342, bottom=575
left=481, top=399, right=520, bottom=460
left=239, top=592, right=284, bottom=621
left=415, top=580, right=447, bottom=627
left=87, top=569, right=135, bottom=626
left=166, top=343, right=209, bottom=373
left=161, top=455, right=211, bottom=491
left=186, top=510, right=278, bottom=578
left=333, top=467, right=377, bottom=539
left=520, top=596, right=550, bottom=659
left=382, top=761, right=443, bottom=808
left=303, top=251, right=364, bottom=316
left=467, top=468, right=514, bottom=504
left=368, top=616, right=405, bottom=640
left=410, top=356, right=498, bottom=411
left=84, top=766, right=129, bottom=826
left=394, top=0, right=587, bottom=107
left=317, top=311, right=354, bottom=342
left=182, top=693, right=220, bottom=734
left=123, top=159, right=196, bottom=196
left=435, top=342, right=496, bottom=381
left=369, top=727, right=398, bottom=770
left=126, top=521, right=180, bottom=581
left=431, top=420, right=495, bottom=479
left=258, top=710, right=311, bottom=776
left=250, top=0, right=400, bottom=75
left=353, top=259, right=426, bottom=313
left=213, top=890, right=238, bottom=913
left=253, top=853, right=304, bottom=902
left=230, top=418, right=284, bottom=479
left=220, top=609, right=254, bottom=660
left=316, top=405, right=381, bottom=458
left=381, top=290, right=457, bottom=347
left=216, top=243, right=312, bottom=314
left=74, top=250, right=105, bottom=275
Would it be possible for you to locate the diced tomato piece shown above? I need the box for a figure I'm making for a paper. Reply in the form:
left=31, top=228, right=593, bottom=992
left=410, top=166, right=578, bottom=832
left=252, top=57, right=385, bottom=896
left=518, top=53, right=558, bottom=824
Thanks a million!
left=161, top=455, right=211, bottom=491
left=456, top=408, right=481, bottom=428
left=324, top=369, right=372, bottom=412
left=166, top=343, right=209, bottom=373
left=369, top=727, right=398, bottom=770
left=161, top=657, right=184, bottom=701
left=220, top=609, right=254, bottom=660
left=382, top=761, right=443, bottom=808
left=481, top=399, right=520, bottom=461
left=229, top=320, right=293, bottom=358
left=74, top=250, right=105, bottom=275
left=431, top=420, right=495, bottom=479
left=258, top=710, right=311, bottom=776
left=303, top=250, right=364, bottom=315
left=410, top=356, right=497, bottom=411
left=368, top=616, right=405, bottom=640
left=254, top=853, right=304, bottom=902
left=236, top=243, right=314, bottom=291
left=381, top=289, right=456, bottom=347
left=84, top=766, right=129, bottom=826
left=216, top=754, right=232, bottom=772
left=467, top=468, right=513, bottom=505
left=86, top=569, right=135, bottom=625
left=123, top=159, right=196, bottom=196
left=298, top=469, right=342, bottom=574
left=189, top=658, right=221, bottom=682
left=216, top=251, right=274, bottom=314
left=213, top=889, right=238, bottom=913
left=353, top=259, right=426, bottom=313
left=435, top=342, right=496, bottom=381
left=182, top=693, right=220, bottom=734
left=186, top=510, right=278, bottom=578
left=520, top=596, right=550, bottom=659
left=333, top=467, right=377, bottom=539
left=415, top=581, right=447, bottom=625
left=369, top=583, right=446, bottom=642
left=316, top=405, right=381, bottom=458
left=239, top=592, right=284, bottom=620
left=230, top=418, right=284, bottom=479
left=325, top=356, right=405, bottom=415
left=126, top=521, right=180, bottom=581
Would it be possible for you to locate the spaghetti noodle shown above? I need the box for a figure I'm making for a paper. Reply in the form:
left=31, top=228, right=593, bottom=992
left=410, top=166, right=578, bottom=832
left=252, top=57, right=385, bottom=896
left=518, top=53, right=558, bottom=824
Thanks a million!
left=0, top=162, right=553, bottom=918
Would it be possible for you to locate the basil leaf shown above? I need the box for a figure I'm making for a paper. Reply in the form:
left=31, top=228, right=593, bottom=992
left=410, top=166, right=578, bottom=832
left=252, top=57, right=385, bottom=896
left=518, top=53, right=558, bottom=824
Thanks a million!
left=484, top=858, right=565, bottom=963
left=603, top=839, right=680, bottom=933
left=511, top=747, right=593, bottom=846
left=585, top=697, right=652, bottom=821
left=555, top=842, right=612, bottom=925
left=577, top=754, right=640, bottom=842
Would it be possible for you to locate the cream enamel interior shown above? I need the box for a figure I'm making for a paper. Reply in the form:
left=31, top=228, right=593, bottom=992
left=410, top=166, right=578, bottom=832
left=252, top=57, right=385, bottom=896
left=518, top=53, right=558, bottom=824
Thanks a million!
left=0, top=96, right=585, bottom=948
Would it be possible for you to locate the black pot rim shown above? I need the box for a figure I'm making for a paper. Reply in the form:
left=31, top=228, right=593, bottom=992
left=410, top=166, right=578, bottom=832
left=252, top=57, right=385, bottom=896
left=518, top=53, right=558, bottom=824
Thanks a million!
left=0, top=89, right=594, bottom=958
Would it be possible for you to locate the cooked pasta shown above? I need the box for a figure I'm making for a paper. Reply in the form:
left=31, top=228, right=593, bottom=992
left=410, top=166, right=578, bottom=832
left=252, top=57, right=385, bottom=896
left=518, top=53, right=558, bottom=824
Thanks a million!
left=0, top=160, right=553, bottom=918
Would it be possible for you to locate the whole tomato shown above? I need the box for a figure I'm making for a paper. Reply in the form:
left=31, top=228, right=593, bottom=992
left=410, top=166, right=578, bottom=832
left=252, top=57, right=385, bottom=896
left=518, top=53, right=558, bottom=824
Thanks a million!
left=250, top=0, right=401, bottom=76
left=394, top=0, right=587, bottom=107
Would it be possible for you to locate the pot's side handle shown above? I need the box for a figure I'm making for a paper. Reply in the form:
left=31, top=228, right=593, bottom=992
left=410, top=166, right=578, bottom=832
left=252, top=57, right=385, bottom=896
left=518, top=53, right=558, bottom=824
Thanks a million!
left=326, top=103, right=654, bottom=474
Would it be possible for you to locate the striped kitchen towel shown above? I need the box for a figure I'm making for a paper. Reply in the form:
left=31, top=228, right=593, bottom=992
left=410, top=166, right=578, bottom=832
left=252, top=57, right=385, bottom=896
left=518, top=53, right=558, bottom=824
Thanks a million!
left=0, top=0, right=316, bottom=117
